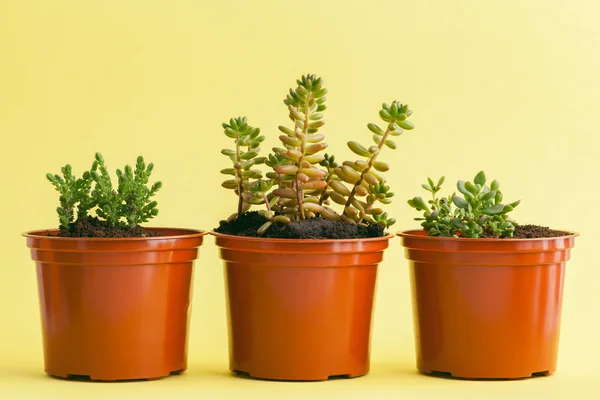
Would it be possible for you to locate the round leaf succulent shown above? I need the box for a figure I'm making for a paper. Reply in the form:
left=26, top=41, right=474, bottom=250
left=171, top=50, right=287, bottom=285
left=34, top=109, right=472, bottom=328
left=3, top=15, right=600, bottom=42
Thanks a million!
left=408, top=171, right=521, bottom=238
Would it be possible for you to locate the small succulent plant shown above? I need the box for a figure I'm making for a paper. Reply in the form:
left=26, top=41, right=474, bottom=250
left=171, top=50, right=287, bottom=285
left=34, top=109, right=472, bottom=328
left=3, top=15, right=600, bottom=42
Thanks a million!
left=220, top=73, right=416, bottom=236
left=220, top=117, right=267, bottom=220
left=46, top=153, right=162, bottom=230
left=407, top=171, right=521, bottom=238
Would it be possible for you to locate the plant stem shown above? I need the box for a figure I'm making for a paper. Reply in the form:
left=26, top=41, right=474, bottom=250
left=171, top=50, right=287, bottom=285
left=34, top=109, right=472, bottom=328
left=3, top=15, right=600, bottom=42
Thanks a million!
left=343, top=127, right=392, bottom=222
left=235, top=133, right=244, bottom=217
left=318, top=167, right=334, bottom=205
left=294, top=100, right=312, bottom=220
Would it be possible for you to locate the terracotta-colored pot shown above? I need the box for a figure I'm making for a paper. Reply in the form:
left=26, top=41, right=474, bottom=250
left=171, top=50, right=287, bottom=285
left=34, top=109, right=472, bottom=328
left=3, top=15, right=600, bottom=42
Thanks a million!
left=213, top=232, right=392, bottom=381
left=398, top=229, right=578, bottom=379
left=23, top=228, right=206, bottom=381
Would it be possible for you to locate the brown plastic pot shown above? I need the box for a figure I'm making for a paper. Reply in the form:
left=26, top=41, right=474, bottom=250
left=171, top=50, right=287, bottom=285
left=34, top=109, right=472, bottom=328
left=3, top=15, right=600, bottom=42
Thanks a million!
left=213, top=232, right=392, bottom=381
left=23, top=228, right=206, bottom=381
left=398, top=229, right=578, bottom=379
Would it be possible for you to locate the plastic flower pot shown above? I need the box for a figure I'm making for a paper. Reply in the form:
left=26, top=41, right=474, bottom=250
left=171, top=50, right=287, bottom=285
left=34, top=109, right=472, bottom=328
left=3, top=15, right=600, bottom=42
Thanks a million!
left=23, top=228, right=206, bottom=381
left=398, top=229, right=578, bottom=379
left=212, top=232, right=392, bottom=381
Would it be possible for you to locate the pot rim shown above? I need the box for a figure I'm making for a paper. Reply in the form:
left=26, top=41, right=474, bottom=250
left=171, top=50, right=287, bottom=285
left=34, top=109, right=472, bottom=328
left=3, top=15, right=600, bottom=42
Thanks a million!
left=396, top=228, right=579, bottom=242
left=211, top=230, right=395, bottom=243
left=22, top=227, right=208, bottom=241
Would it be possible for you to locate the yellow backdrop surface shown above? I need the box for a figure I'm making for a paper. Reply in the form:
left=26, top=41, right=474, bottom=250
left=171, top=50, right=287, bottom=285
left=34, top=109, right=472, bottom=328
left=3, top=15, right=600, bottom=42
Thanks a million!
left=1, top=0, right=599, bottom=398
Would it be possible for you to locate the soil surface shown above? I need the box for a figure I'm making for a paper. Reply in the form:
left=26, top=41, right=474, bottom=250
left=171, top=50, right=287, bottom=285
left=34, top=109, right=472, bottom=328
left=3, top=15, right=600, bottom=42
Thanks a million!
left=214, top=211, right=386, bottom=239
left=511, top=224, right=571, bottom=239
left=51, top=216, right=161, bottom=238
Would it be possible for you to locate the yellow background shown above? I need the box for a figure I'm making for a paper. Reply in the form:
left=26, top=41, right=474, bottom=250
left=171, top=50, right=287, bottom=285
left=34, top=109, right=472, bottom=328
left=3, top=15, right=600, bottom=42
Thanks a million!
left=1, top=0, right=599, bottom=398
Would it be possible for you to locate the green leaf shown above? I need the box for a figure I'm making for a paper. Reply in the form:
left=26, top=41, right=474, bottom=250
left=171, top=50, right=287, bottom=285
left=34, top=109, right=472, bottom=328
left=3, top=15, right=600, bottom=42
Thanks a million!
left=373, top=161, right=390, bottom=172
left=384, top=140, right=397, bottom=149
left=495, top=191, right=503, bottom=204
left=224, top=128, right=238, bottom=138
left=368, top=123, right=385, bottom=136
left=502, top=205, right=514, bottom=213
left=379, top=109, right=393, bottom=122
left=481, top=204, right=505, bottom=215
left=220, top=168, right=236, bottom=175
left=427, top=177, right=435, bottom=189
left=313, top=88, right=328, bottom=98
left=308, top=120, right=325, bottom=129
left=278, top=125, right=294, bottom=135
left=490, top=179, right=500, bottom=191
left=481, top=190, right=497, bottom=201
left=221, top=149, right=236, bottom=157
left=347, top=141, right=370, bottom=157
left=240, top=151, right=258, bottom=160
left=465, top=181, right=478, bottom=194
left=411, top=196, right=429, bottom=211
left=397, top=120, right=414, bottom=130
left=474, top=171, right=486, bottom=186
left=452, top=195, right=469, bottom=210
left=456, top=181, right=473, bottom=198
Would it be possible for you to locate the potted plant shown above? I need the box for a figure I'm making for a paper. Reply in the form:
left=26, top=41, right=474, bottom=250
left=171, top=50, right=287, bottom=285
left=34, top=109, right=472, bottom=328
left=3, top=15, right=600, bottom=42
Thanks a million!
left=398, top=171, right=578, bottom=379
left=23, top=153, right=206, bottom=381
left=212, top=73, right=416, bottom=381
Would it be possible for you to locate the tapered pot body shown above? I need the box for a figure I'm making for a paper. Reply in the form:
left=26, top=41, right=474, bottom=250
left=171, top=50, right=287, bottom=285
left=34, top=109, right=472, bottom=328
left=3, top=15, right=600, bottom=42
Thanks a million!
left=398, top=229, right=577, bottom=379
left=213, top=232, right=392, bottom=381
left=24, top=228, right=206, bottom=381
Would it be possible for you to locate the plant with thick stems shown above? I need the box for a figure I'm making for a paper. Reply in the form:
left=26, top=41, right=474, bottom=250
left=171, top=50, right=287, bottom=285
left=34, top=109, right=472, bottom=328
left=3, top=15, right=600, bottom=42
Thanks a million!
left=220, top=117, right=266, bottom=220
left=325, top=101, right=414, bottom=227
left=219, top=73, right=416, bottom=236
left=267, top=74, right=333, bottom=224
left=407, top=171, right=521, bottom=238
left=46, top=153, right=162, bottom=230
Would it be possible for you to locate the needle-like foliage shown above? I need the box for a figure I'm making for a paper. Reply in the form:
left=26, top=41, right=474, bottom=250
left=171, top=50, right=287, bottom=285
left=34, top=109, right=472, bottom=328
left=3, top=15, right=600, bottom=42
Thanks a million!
left=46, top=153, right=162, bottom=230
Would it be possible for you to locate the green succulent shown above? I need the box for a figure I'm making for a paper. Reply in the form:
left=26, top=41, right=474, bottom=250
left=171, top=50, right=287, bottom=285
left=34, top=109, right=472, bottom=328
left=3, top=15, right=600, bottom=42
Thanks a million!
left=220, top=117, right=266, bottom=220
left=46, top=165, right=94, bottom=229
left=408, top=171, right=521, bottom=238
left=267, top=74, right=335, bottom=226
left=323, top=101, right=413, bottom=228
left=220, top=73, right=416, bottom=236
left=47, top=153, right=162, bottom=229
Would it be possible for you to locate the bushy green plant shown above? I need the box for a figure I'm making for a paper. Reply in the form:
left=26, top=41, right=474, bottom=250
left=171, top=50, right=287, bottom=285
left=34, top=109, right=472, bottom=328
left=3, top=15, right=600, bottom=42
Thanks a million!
left=46, top=153, right=162, bottom=229
left=407, top=171, right=521, bottom=238
left=220, top=73, right=416, bottom=236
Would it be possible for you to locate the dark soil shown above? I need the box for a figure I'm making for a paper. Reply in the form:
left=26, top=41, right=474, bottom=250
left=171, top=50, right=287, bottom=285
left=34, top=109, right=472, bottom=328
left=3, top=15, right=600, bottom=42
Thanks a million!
left=511, top=224, right=571, bottom=239
left=214, top=211, right=386, bottom=239
left=50, top=216, right=161, bottom=238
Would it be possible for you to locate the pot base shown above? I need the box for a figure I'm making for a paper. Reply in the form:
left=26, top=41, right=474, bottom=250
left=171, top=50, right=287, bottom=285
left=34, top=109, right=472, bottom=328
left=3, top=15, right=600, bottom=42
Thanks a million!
left=47, top=367, right=186, bottom=382
left=419, top=368, right=553, bottom=380
left=232, top=368, right=366, bottom=382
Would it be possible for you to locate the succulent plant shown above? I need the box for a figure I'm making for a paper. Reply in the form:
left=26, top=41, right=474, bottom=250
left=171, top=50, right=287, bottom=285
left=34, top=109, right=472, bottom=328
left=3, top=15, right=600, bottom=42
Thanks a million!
left=407, top=171, right=521, bottom=238
left=46, top=153, right=162, bottom=230
left=325, top=101, right=414, bottom=227
left=219, top=73, right=416, bottom=236
left=220, top=117, right=267, bottom=220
